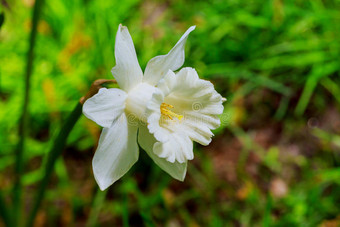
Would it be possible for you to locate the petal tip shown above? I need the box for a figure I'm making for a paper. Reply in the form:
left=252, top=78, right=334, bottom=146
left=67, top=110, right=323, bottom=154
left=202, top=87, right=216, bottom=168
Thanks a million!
left=189, top=25, right=196, bottom=31
left=178, top=170, right=186, bottom=181
left=98, top=184, right=109, bottom=191
left=118, top=23, right=124, bottom=29
left=178, top=177, right=185, bottom=182
left=93, top=172, right=114, bottom=191
left=117, top=24, right=129, bottom=34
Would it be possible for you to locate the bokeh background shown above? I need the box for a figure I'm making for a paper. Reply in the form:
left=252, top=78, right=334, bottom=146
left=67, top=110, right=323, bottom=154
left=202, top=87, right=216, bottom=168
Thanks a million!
left=1, top=0, right=340, bottom=226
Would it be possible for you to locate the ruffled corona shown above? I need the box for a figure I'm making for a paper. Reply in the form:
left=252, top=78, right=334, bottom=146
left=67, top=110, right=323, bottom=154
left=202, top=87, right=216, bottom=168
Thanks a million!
left=146, top=68, right=224, bottom=163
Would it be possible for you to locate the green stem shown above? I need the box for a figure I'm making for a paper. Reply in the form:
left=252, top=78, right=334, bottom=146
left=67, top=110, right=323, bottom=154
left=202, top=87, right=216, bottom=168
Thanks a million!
left=85, top=189, right=107, bottom=227
left=13, top=0, right=44, bottom=224
left=26, top=102, right=82, bottom=227
left=0, top=191, right=11, bottom=227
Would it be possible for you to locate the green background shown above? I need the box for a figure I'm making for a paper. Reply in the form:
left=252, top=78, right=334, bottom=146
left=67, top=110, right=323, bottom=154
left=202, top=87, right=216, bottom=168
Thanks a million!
left=1, top=0, right=340, bottom=226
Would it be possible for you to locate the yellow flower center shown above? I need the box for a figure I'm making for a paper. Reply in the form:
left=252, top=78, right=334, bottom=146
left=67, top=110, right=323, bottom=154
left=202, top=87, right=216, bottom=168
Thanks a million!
left=160, top=103, right=183, bottom=120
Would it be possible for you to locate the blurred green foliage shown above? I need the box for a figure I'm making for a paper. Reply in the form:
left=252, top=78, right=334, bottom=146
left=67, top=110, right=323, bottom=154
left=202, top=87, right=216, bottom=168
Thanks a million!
left=1, top=0, right=340, bottom=226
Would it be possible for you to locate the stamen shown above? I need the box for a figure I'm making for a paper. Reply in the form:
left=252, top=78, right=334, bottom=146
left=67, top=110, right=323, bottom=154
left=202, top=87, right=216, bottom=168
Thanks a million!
left=160, top=103, right=183, bottom=121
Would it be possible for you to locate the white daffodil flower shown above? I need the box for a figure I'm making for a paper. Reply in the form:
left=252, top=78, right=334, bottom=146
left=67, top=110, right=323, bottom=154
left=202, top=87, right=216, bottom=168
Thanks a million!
left=83, top=24, right=225, bottom=190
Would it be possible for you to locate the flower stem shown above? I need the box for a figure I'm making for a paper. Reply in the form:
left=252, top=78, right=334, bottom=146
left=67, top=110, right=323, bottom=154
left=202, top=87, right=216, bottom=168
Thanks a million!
left=12, top=0, right=44, bottom=225
left=85, top=189, right=108, bottom=227
left=25, top=102, right=83, bottom=227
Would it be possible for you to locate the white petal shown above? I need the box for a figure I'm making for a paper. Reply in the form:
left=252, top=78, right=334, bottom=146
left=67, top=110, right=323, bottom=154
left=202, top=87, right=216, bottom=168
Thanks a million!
left=181, top=120, right=213, bottom=146
left=125, top=82, right=156, bottom=121
left=111, top=24, right=143, bottom=92
left=185, top=112, right=221, bottom=130
left=83, top=88, right=127, bottom=128
left=138, top=124, right=187, bottom=181
left=156, top=70, right=177, bottom=97
left=143, top=26, right=196, bottom=85
left=153, top=133, right=193, bottom=163
left=92, top=113, right=139, bottom=190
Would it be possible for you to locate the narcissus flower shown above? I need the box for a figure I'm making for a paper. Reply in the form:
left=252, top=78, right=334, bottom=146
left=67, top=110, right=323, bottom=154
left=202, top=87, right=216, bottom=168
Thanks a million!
left=83, top=24, right=225, bottom=190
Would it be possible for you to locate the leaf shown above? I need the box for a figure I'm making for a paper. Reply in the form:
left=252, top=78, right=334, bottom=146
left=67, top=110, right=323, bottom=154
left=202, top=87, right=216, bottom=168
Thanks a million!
left=295, top=62, right=339, bottom=116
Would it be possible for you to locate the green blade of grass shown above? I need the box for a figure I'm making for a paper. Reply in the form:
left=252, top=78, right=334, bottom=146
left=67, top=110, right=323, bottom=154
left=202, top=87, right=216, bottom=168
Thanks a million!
left=294, top=71, right=319, bottom=116
left=274, top=96, right=290, bottom=120
left=263, top=195, right=273, bottom=227
left=206, top=65, right=292, bottom=96
left=320, top=77, right=340, bottom=104
left=12, top=0, right=45, bottom=225
left=295, top=62, right=339, bottom=116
